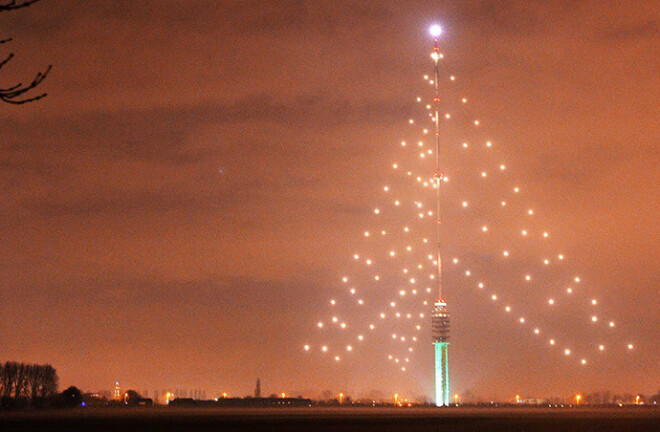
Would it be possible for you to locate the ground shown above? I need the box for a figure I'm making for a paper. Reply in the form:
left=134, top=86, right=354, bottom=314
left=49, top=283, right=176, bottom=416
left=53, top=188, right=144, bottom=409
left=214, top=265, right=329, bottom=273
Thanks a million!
left=1, top=407, right=658, bottom=431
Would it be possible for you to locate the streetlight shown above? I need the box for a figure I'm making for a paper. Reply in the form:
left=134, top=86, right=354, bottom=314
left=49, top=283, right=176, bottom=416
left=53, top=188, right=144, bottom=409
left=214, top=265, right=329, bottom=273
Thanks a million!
left=339, top=393, right=344, bottom=405
left=576, top=394, right=581, bottom=405
left=429, top=24, right=442, bottom=37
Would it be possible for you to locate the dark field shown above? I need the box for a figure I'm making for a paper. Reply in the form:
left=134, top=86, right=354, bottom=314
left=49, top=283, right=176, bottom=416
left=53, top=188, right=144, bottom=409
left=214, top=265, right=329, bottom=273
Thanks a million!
left=1, top=407, right=658, bottom=432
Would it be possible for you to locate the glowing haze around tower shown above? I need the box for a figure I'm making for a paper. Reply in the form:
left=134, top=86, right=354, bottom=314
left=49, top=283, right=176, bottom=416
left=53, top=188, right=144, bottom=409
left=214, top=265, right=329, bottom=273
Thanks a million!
left=429, top=24, right=451, bottom=407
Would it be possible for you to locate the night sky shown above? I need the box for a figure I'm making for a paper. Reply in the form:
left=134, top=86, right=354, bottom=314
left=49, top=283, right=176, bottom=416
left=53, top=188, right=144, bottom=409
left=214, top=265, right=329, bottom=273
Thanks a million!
left=1, top=1, right=658, bottom=401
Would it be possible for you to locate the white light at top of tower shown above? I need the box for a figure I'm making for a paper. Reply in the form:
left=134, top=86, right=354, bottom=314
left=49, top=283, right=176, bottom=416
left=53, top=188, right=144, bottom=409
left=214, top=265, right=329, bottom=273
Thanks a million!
left=429, top=24, right=442, bottom=37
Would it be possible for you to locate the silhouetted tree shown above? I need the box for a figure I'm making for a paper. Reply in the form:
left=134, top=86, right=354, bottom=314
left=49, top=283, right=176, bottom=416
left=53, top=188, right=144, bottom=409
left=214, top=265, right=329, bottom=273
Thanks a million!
left=124, top=390, right=141, bottom=406
left=60, top=386, right=82, bottom=408
left=0, top=0, right=51, bottom=104
left=0, top=361, right=58, bottom=408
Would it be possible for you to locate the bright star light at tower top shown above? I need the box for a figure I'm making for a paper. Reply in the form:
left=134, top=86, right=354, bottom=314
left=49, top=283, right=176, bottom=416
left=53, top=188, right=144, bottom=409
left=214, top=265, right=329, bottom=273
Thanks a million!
left=303, top=24, right=637, bottom=375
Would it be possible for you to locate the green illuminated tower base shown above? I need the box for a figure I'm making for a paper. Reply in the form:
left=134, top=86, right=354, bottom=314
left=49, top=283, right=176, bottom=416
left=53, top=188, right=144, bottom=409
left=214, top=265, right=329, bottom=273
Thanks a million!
left=432, top=300, right=450, bottom=406
left=434, top=342, right=449, bottom=406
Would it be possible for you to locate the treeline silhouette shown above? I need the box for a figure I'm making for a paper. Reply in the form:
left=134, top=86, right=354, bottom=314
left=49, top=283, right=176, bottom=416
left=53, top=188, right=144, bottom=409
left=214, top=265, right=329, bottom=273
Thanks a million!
left=0, top=361, right=58, bottom=408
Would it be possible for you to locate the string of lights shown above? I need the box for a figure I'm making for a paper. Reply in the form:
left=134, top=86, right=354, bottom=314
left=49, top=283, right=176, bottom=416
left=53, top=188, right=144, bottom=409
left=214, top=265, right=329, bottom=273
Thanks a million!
left=304, top=24, right=636, bottom=384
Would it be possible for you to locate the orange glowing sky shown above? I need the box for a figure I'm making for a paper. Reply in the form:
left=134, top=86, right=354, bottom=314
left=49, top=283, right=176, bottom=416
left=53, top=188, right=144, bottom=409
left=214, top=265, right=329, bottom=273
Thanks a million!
left=1, top=1, right=658, bottom=400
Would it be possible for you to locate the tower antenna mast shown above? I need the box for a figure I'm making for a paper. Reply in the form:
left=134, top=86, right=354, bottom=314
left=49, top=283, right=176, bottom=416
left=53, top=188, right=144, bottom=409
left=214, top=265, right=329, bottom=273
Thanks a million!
left=429, top=23, right=450, bottom=407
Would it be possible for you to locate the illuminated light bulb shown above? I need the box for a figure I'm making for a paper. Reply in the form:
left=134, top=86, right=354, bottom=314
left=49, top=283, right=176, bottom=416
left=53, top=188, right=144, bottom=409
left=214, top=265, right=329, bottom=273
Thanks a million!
left=419, top=313, right=423, bottom=318
left=450, top=75, right=455, bottom=81
left=364, top=231, right=370, bottom=237
left=374, top=275, right=380, bottom=280
left=399, top=290, right=406, bottom=296
left=534, top=328, right=540, bottom=334
left=413, top=337, right=417, bottom=341
left=342, top=277, right=348, bottom=283
left=340, top=322, right=347, bottom=329
left=482, top=226, right=488, bottom=232
left=423, top=238, right=428, bottom=243
left=599, top=345, right=605, bottom=351
left=550, top=339, right=555, bottom=345
left=389, top=251, right=396, bottom=257
left=423, top=75, right=429, bottom=80
left=591, top=316, right=598, bottom=322
left=384, top=186, right=389, bottom=192
left=392, top=163, right=398, bottom=169
left=443, top=176, right=449, bottom=183
left=462, top=142, right=469, bottom=149
left=401, top=367, right=406, bottom=371
left=402, top=268, right=408, bottom=274
left=304, top=345, right=310, bottom=351
left=317, top=322, right=324, bottom=328
left=521, top=230, right=528, bottom=236
left=474, top=120, right=480, bottom=126
left=357, top=299, right=364, bottom=305
left=591, top=299, right=597, bottom=305
left=543, top=232, right=549, bottom=238
left=353, top=254, right=359, bottom=260
left=558, top=254, right=564, bottom=260
left=564, top=349, right=571, bottom=356
left=420, top=153, right=425, bottom=159
left=366, top=259, right=372, bottom=265
left=445, top=113, right=451, bottom=119
left=429, top=80, right=434, bottom=85
left=567, top=287, right=573, bottom=294
left=500, top=164, right=506, bottom=170
left=513, top=187, right=520, bottom=193
left=525, top=275, right=531, bottom=281
left=501, top=201, right=506, bottom=206
left=409, top=119, right=414, bottom=124
left=370, top=324, right=376, bottom=329
left=503, top=251, right=509, bottom=256
left=330, top=299, right=336, bottom=305
left=409, top=348, right=413, bottom=352
left=416, top=325, right=421, bottom=330
left=426, top=104, right=431, bottom=109
left=581, top=359, right=587, bottom=365
left=392, top=334, right=397, bottom=339
left=505, top=306, right=511, bottom=312
left=407, top=246, right=412, bottom=251
left=322, top=346, right=328, bottom=352
left=481, top=171, right=487, bottom=177
left=335, top=356, right=340, bottom=361
left=429, top=23, right=442, bottom=37
left=331, top=316, right=338, bottom=323
left=544, top=259, right=550, bottom=265
left=349, top=288, right=356, bottom=295
left=627, top=344, right=634, bottom=350
left=519, top=317, right=525, bottom=323
left=416, top=202, right=423, bottom=208
left=465, top=270, right=471, bottom=276
left=358, top=335, right=364, bottom=341
left=491, top=295, right=497, bottom=300
left=548, top=299, right=555, bottom=305
left=381, top=230, right=386, bottom=235
left=462, top=98, right=467, bottom=103
left=374, top=208, right=380, bottom=214
left=609, top=321, right=615, bottom=327
left=395, top=200, right=400, bottom=206
left=453, top=258, right=459, bottom=264
left=412, top=289, right=417, bottom=294
left=575, top=277, right=581, bottom=282
left=409, top=278, right=415, bottom=284
left=401, top=336, right=406, bottom=341
left=390, top=302, right=396, bottom=307
left=478, top=282, right=484, bottom=288
left=423, top=129, right=428, bottom=134
left=528, top=209, right=534, bottom=215
left=394, top=358, right=399, bottom=362
left=416, top=97, right=422, bottom=102
left=427, top=149, right=432, bottom=154
left=346, top=345, right=352, bottom=352
left=486, top=141, right=492, bottom=147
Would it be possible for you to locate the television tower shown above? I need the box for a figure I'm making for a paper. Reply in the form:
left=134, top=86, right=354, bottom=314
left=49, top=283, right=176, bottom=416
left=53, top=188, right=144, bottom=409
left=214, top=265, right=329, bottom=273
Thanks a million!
left=429, top=24, right=451, bottom=407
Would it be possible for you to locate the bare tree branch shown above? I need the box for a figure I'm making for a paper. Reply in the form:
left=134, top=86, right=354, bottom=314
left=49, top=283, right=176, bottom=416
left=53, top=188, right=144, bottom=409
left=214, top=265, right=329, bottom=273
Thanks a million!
left=0, top=0, right=50, bottom=104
